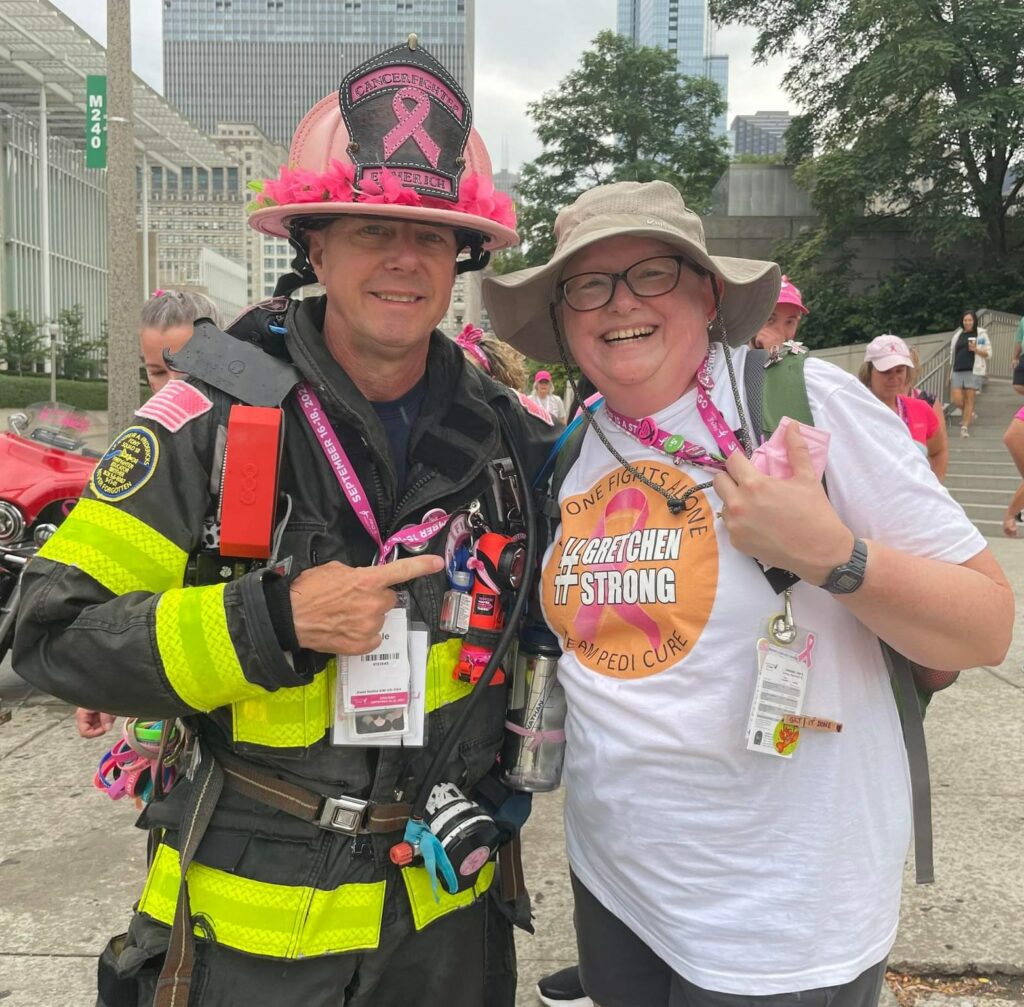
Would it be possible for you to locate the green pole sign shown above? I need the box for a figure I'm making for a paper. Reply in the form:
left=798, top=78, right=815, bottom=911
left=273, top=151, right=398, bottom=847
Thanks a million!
left=85, top=75, right=107, bottom=169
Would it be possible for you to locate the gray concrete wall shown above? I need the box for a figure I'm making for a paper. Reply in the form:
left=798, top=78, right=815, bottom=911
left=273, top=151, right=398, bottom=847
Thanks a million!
left=704, top=212, right=1021, bottom=296
left=711, top=165, right=815, bottom=217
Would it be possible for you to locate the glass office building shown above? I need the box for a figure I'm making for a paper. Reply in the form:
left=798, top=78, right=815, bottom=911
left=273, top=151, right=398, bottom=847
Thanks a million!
left=617, top=0, right=729, bottom=137
left=163, top=0, right=475, bottom=148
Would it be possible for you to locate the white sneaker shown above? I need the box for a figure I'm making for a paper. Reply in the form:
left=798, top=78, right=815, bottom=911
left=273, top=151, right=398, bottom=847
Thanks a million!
left=960, top=426, right=969, bottom=438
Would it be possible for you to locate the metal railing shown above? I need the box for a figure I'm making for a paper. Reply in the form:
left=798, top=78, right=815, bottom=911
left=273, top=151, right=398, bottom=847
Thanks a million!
left=915, top=340, right=952, bottom=405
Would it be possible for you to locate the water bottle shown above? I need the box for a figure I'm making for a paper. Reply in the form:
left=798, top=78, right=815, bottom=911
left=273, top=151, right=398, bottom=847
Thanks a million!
left=501, top=625, right=566, bottom=792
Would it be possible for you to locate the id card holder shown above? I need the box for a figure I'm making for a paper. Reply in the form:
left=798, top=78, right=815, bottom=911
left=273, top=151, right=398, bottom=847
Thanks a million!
left=745, top=631, right=815, bottom=759
left=331, top=611, right=429, bottom=749
left=745, top=589, right=818, bottom=759
left=341, top=591, right=411, bottom=713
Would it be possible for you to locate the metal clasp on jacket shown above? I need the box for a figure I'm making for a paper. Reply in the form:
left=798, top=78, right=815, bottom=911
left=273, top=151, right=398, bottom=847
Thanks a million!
left=317, top=794, right=369, bottom=834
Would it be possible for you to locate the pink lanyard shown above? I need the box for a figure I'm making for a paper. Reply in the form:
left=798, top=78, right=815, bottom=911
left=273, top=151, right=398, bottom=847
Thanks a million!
left=604, top=349, right=743, bottom=471
left=296, top=381, right=448, bottom=562
left=896, top=396, right=909, bottom=428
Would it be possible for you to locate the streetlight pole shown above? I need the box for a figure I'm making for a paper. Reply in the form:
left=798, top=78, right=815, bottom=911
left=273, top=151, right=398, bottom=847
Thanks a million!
left=105, top=0, right=139, bottom=435
left=39, top=87, right=55, bottom=403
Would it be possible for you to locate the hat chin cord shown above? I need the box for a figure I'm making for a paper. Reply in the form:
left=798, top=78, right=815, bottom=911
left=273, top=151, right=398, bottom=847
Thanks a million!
left=547, top=280, right=754, bottom=516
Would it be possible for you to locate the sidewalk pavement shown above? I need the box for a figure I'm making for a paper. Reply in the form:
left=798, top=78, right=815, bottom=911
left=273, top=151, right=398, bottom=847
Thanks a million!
left=1, top=538, right=1022, bottom=1006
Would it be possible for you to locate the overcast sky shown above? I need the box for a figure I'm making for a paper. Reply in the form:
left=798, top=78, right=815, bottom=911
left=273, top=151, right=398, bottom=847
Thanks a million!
left=50, top=0, right=791, bottom=170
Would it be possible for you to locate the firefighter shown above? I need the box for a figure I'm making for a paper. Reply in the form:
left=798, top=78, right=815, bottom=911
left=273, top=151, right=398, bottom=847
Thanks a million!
left=14, top=38, right=555, bottom=1007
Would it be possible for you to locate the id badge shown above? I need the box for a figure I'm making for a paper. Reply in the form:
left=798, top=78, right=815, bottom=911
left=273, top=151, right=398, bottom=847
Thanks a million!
left=332, top=620, right=429, bottom=748
left=745, top=628, right=816, bottom=759
left=341, top=592, right=411, bottom=713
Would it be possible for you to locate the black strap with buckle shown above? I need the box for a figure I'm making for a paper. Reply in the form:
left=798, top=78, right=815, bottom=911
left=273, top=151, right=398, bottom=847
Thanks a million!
left=216, top=748, right=412, bottom=836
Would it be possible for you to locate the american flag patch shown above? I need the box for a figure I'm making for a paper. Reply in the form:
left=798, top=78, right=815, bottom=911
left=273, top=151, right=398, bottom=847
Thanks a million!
left=136, top=381, right=213, bottom=432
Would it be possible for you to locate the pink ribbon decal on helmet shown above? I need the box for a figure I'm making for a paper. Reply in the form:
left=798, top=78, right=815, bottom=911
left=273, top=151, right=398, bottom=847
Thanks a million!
left=383, top=87, right=441, bottom=168
left=573, top=488, right=663, bottom=653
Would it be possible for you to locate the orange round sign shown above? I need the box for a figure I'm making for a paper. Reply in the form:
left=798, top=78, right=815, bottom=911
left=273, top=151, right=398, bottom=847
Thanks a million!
left=541, top=461, right=718, bottom=679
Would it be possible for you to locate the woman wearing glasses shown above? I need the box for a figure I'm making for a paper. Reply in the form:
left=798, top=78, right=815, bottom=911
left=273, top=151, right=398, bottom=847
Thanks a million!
left=484, top=182, right=1011, bottom=1007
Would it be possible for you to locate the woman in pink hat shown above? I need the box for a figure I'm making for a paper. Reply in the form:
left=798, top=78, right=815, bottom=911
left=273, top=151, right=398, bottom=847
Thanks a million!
left=751, top=274, right=808, bottom=349
left=529, top=369, right=567, bottom=422
left=860, top=334, right=948, bottom=480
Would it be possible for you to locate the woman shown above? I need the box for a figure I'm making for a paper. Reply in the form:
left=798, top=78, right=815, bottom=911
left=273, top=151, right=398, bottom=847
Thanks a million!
left=948, top=310, right=991, bottom=438
left=529, top=368, right=568, bottom=422
left=455, top=322, right=527, bottom=391
left=859, top=334, right=948, bottom=480
left=750, top=274, right=808, bottom=350
left=484, top=181, right=1012, bottom=1007
left=1003, top=407, right=1024, bottom=537
left=75, top=289, right=222, bottom=740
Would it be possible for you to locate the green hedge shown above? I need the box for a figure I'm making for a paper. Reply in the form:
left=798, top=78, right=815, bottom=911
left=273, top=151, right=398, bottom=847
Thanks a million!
left=0, top=375, right=151, bottom=410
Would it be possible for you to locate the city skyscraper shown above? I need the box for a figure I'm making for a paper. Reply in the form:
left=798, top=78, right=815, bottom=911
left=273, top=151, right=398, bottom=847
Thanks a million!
left=616, top=0, right=729, bottom=137
left=731, top=111, right=793, bottom=157
left=163, top=0, right=475, bottom=148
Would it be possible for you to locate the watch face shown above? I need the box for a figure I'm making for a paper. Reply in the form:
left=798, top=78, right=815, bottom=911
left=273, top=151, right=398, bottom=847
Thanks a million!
left=834, top=570, right=861, bottom=593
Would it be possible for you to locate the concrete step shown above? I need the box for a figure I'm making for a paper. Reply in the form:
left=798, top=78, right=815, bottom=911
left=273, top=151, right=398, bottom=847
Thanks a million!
left=946, top=475, right=1019, bottom=485
left=949, top=487, right=1020, bottom=503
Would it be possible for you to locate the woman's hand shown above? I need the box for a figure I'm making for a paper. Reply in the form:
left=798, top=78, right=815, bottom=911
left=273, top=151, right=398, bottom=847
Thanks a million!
left=713, top=423, right=854, bottom=586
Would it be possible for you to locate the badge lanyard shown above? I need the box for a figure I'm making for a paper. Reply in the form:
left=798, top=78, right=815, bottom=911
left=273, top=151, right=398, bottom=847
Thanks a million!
left=296, top=382, right=448, bottom=562
left=603, top=347, right=743, bottom=472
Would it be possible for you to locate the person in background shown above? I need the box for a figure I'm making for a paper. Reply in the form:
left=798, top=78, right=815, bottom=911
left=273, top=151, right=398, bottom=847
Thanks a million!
left=1012, top=314, right=1024, bottom=395
left=905, top=346, right=945, bottom=422
left=138, top=289, right=223, bottom=393
left=75, top=289, right=223, bottom=739
left=457, top=323, right=561, bottom=429
left=751, top=274, right=808, bottom=350
left=1002, top=407, right=1024, bottom=536
left=949, top=310, right=991, bottom=438
left=529, top=369, right=568, bottom=423
left=859, top=335, right=948, bottom=481
left=456, top=322, right=527, bottom=392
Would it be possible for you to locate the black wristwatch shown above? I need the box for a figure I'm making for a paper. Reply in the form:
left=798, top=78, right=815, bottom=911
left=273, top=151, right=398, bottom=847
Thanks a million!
left=819, top=538, right=868, bottom=594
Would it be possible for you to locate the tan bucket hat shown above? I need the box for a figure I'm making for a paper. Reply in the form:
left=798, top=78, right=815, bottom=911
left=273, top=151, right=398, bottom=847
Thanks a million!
left=482, top=181, right=781, bottom=359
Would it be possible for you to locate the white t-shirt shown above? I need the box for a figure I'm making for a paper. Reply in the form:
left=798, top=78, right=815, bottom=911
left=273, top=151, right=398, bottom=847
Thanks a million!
left=530, top=390, right=567, bottom=423
left=539, top=346, right=985, bottom=995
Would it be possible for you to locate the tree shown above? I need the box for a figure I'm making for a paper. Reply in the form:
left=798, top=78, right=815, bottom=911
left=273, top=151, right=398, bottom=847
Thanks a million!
left=514, top=30, right=729, bottom=265
left=712, top=0, right=1024, bottom=263
left=56, top=305, right=103, bottom=381
left=0, top=311, right=43, bottom=376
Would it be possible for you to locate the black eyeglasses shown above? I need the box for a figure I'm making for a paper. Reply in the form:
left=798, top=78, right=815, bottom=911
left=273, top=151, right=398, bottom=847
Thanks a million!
left=558, top=255, right=707, bottom=312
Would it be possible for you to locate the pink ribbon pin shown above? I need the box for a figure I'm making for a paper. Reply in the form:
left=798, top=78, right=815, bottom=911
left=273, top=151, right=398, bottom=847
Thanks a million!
left=382, top=87, right=441, bottom=168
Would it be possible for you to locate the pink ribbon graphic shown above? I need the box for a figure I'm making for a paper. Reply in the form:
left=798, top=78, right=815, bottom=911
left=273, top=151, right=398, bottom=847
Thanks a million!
left=382, top=87, right=441, bottom=168
left=797, top=631, right=816, bottom=667
left=573, top=488, right=664, bottom=653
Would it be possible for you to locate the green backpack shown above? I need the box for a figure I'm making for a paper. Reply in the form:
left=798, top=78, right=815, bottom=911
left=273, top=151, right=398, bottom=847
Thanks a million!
left=544, top=348, right=937, bottom=884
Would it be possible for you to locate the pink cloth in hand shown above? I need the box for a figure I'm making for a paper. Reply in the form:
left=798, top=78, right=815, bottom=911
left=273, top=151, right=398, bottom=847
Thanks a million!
left=750, top=417, right=830, bottom=480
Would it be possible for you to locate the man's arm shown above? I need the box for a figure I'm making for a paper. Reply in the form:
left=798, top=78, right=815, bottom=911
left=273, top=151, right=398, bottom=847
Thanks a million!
left=13, top=405, right=303, bottom=718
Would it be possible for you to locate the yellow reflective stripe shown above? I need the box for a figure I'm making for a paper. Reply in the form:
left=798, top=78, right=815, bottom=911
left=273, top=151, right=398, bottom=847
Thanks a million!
left=402, top=861, right=494, bottom=931
left=230, top=640, right=471, bottom=751
left=37, top=498, right=187, bottom=596
left=232, top=660, right=335, bottom=748
left=139, top=843, right=385, bottom=957
left=425, top=637, right=472, bottom=713
left=156, top=584, right=265, bottom=712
